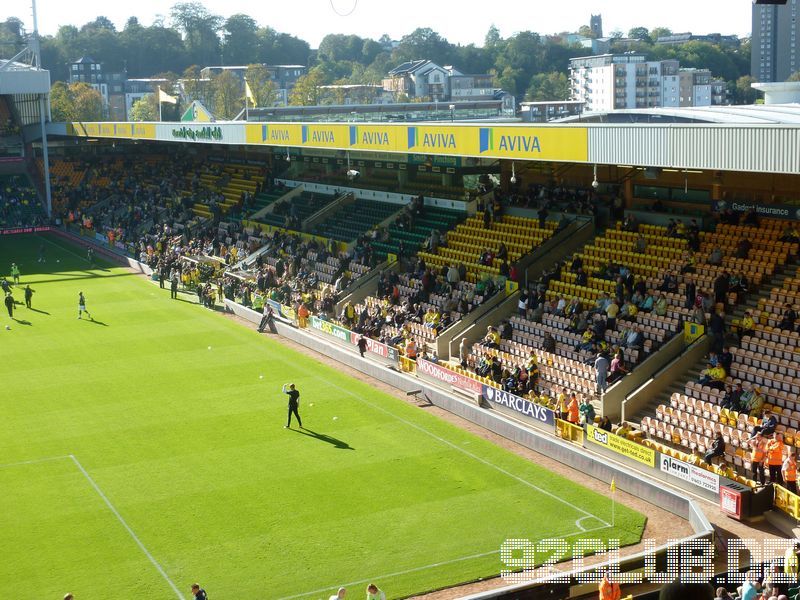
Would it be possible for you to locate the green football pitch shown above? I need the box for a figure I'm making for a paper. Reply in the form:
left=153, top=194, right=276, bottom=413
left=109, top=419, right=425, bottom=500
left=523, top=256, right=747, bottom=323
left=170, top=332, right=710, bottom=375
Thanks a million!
left=0, top=233, right=646, bottom=599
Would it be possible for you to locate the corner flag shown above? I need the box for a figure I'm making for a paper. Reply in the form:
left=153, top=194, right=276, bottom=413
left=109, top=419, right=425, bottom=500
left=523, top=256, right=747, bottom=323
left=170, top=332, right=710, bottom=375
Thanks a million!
left=610, top=478, right=616, bottom=493
left=245, top=80, right=256, bottom=107
left=158, top=87, right=177, bottom=105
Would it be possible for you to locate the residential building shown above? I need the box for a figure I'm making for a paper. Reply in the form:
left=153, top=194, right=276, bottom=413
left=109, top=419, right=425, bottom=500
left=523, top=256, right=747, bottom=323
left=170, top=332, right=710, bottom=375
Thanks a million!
left=67, top=56, right=126, bottom=120
left=656, top=32, right=740, bottom=47
left=317, top=84, right=392, bottom=105
left=124, top=78, right=169, bottom=117
left=751, top=0, right=800, bottom=82
left=569, top=53, right=728, bottom=111
left=382, top=60, right=495, bottom=102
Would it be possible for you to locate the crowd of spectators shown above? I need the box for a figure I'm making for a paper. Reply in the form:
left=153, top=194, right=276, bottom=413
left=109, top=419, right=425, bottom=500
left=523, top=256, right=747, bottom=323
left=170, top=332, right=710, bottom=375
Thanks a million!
left=0, top=175, right=45, bottom=228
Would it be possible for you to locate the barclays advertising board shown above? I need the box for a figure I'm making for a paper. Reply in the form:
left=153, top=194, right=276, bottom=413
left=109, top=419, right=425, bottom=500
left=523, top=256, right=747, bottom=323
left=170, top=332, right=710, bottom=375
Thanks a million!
left=481, top=385, right=555, bottom=428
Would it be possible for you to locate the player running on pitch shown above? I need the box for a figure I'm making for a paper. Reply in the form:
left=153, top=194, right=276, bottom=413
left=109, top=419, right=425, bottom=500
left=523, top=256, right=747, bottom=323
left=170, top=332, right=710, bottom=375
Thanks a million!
left=78, top=291, right=92, bottom=320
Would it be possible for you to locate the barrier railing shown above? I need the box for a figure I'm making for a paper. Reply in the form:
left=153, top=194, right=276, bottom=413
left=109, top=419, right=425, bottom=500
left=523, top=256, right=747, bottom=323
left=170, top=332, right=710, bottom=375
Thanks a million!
left=774, top=484, right=800, bottom=520
left=399, top=356, right=417, bottom=373
left=555, top=419, right=584, bottom=444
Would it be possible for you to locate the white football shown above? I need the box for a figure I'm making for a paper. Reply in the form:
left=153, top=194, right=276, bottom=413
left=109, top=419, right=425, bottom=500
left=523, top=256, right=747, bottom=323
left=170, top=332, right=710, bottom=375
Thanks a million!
left=207, top=346, right=212, bottom=350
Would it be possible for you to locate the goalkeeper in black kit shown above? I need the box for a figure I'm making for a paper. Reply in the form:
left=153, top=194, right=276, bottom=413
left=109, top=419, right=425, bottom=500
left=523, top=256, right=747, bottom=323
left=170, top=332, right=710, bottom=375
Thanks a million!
left=283, top=383, right=303, bottom=429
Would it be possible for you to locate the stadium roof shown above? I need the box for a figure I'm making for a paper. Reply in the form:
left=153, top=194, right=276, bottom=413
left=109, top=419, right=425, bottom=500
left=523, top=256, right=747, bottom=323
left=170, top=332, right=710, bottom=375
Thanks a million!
left=0, top=59, right=50, bottom=94
left=559, top=104, right=800, bottom=125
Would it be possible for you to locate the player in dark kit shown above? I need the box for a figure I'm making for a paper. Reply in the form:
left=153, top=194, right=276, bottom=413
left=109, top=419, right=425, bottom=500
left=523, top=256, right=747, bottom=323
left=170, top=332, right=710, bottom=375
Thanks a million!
left=78, top=292, right=92, bottom=320
left=282, top=383, right=302, bottom=428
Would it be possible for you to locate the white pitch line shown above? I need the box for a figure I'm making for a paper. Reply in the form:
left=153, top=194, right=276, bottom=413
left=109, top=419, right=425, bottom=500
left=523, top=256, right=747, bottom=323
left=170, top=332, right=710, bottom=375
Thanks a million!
left=0, top=455, right=71, bottom=469
left=323, top=378, right=611, bottom=529
left=278, top=522, right=614, bottom=600
left=68, top=455, right=184, bottom=600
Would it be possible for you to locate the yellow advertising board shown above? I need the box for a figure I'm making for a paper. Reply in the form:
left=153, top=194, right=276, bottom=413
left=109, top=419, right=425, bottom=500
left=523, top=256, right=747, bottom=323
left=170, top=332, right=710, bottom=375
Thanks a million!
left=66, top=121, right=589, bottom=163
left=70, top=122, right=155, bottom=140
left=586, top=424, right=656, bottom=467
left=245, top=123, right=303, bottom=146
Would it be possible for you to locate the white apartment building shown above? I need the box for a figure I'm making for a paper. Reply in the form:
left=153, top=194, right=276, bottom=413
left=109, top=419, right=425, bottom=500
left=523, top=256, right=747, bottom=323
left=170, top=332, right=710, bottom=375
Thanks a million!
left=569, top=53, right=727, bottom=111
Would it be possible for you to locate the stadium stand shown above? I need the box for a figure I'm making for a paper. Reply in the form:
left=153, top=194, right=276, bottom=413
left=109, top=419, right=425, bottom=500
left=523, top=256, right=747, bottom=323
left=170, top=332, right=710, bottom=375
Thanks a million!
left=632, top=217, right=799, bottom=488
left=312, top=198, right=399, bottom=242
left=256, top=190, right=338, bottom=229
left=0, top=174, right=44, bottom=227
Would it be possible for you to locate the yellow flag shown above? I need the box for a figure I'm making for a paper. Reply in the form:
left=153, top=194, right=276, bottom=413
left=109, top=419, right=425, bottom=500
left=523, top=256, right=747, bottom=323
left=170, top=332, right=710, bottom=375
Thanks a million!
left=157, top=87, right=177, bottom=105
left=610, top=478, right=616, bottom=493
left=245, top=80, right=256, bottom=107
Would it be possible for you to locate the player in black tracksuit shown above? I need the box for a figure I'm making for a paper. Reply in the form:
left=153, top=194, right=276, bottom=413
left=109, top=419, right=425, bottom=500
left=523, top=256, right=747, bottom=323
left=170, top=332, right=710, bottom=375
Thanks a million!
left=283, top=383, right=302, bottom=428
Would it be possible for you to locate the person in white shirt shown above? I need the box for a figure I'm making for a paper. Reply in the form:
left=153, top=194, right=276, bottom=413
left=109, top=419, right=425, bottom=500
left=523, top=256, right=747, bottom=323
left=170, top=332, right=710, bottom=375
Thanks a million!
left=366, top=584, right=386, bottom=600
left=329, top=587, right=346, bottom=600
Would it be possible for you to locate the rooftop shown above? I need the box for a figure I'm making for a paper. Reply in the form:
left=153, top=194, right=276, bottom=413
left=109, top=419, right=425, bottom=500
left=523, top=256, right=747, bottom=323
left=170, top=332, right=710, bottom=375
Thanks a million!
left=558, top=104, right=800, bottom=125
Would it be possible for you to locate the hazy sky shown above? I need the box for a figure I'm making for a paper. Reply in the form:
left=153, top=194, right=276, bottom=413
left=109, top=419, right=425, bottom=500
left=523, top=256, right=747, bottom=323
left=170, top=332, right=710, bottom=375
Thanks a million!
left=3, top=0, right=753, bottom=46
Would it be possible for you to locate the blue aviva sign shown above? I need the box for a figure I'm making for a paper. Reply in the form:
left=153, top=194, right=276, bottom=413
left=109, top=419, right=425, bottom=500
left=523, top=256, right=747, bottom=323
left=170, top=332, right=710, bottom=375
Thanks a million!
left=407, top=126, right=457, bottom=150
left=479, top=127, right=542, bottom=154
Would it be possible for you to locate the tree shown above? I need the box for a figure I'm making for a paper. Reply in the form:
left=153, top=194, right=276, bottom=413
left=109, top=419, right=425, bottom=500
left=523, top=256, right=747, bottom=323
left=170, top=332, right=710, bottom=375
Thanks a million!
left=258, top=27, right=310, bottom=65
left=182, top=64, right=214, bottom=106
left=0, top=17, right=25, bottom=59
left=733, top=75, right=757, bottom=105
left=788, top=71, right=800, bottom=82
left=650, top=27, right=672, bottom=41
left=49, top=81, right=104, bottom=121
left=223, top=14, right=259, bottom=65
left=211, top=70, right=241, bottom=119
left=245, top=63, right=277, bottom=106
left=627, top=27, right=652, bottom=43
left=288, top=68, right=325, bottom=106
left=128, top=94, right=158, bottom=121
left=577, top=25, right=593, bottom=39
left=393, top=27, right=452, bottom=65
left=525, top=72, right=570, bottom=101
left=170, top=2, right=222, bottom=68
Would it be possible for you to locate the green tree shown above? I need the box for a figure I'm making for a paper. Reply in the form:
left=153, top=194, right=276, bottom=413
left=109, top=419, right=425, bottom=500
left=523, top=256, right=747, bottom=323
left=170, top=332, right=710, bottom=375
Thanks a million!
left=393, top=27, right=452, bottom=65
left=0, top=17, right=25, bottom=59
left=525, top=72, right=570, bottom=101
left=182, top=65, right=214, bottom=107
left=49, top=81, right=103, bottom=121
left=223, top=14, right=259, bottom=65
left=211, top=70, right=241, bottom=119
left=577, top=25, right=594, bottom=38
left=733, top=75, right=757, bottom=104
left=245, top=63, right=277, bottom=106
left=258, top=27, right=310, bottom=65
left=170, top=2, right=222, bottom=68
left=128, top=94, right=158, bottom=121
left=788, top=71, right=800, bottom=82
left=288, top=68, right=325, bottom=106
left=650, top=27, right=672, bottom=41
left=627, top=27, right=652, bottom=43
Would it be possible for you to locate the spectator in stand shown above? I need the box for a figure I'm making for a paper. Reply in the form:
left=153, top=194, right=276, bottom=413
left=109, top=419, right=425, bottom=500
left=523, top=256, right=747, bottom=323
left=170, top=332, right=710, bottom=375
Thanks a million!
left=767, top=433, right=786, bottom=485
left=653, top=293, right=667, bottom=317
left=709, top=307, right=726, bottom=353
left=567, top=392, right=580, bottom=424
left=738, top=311, right=755, bottom=341
left=746, top=431, right=767, bottom=485
left=598, top=415, right=613, bottom=432
left=579, top=396, right=596, bottom=426
left=481, top=326, right=500, bottom=349
left=713, top=272, right=730, bottom=305
left=708, top=246, right=723, bottom=266
left=753, top=410, right=778, bottom=437
left=594, top=352, right=609, bottom=395
left=609, top=350, right=629, bottom=383
left=698, top=362, right=726, bottom=390
left=682, top=277, right=697, bottom=310
left=779, top=303, right=797, bottom=331
left=721, top=383, right=744, bottom=411
left=704, top=432, right=726, bottom=465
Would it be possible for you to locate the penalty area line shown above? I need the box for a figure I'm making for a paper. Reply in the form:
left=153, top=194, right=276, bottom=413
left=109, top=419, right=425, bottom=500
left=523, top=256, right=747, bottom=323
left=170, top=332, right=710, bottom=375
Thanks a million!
left=324, top=378, right=611, bottom=530
left=279, top=522, right=615, bottom=600
left=68, top=455, right=184, bottom=600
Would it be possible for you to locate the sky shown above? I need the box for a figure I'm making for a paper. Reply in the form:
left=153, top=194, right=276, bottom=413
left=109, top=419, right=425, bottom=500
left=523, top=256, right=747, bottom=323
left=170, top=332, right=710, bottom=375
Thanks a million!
left=3, top=0, right=753, bottom=46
